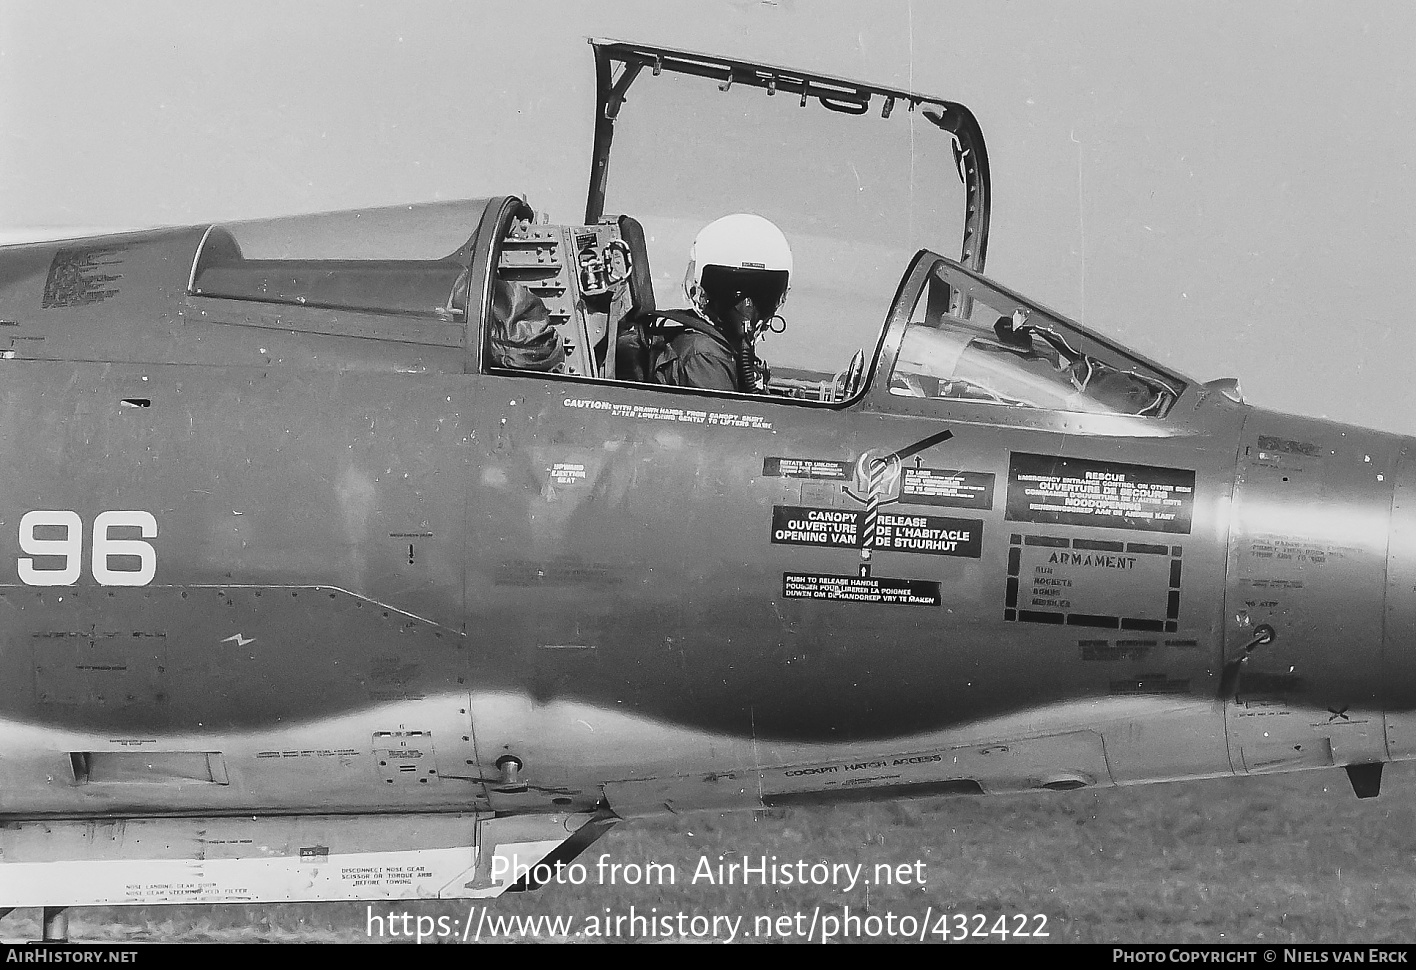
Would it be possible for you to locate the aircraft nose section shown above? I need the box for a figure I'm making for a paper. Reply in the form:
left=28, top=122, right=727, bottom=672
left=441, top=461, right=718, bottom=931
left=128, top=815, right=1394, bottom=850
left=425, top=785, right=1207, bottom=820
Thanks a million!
left=1383, top=441, right=1416, bottom=760
left=1223, top=416, right=1403, bottom=773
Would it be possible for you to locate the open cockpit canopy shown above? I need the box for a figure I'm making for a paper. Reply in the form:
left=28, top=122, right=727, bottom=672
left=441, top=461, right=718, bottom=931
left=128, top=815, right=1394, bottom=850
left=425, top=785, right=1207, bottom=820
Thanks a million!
left=585, top=40, right=990, bottom=380
left=586, top=40, right=989, bottom=269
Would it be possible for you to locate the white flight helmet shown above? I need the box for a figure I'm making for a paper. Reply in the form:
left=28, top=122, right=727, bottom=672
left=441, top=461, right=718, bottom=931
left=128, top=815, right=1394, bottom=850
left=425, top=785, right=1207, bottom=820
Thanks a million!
left=683, top=214, right=792, bottom=318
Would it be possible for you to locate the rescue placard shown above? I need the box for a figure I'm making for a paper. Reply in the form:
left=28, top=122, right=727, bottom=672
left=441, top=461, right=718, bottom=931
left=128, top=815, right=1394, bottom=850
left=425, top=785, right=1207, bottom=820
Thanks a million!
left=900, top=468, right=995, bottom=509
left=1005, top=453, right=1195, bottom=534
left=783, top=572, right=941, bottom=606
left=771, top=506, right=983, bottom=558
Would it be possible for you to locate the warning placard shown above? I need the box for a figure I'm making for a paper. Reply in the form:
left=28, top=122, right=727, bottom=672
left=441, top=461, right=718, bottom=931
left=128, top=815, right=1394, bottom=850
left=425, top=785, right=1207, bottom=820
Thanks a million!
left=771, top=506, right=983, bottom=558
left=763, top=457, right=853, bottom=481
left=549, top=462, right=587, bottom=486
left=783, top=572, right=941, bottom=606
left=900, top=468, right=995, bottom=509
left=771, top=506, right=859, bottom=548
left=874, top=512, right=982, bottom=557
left=1006, top=453, right=1195, bottom=534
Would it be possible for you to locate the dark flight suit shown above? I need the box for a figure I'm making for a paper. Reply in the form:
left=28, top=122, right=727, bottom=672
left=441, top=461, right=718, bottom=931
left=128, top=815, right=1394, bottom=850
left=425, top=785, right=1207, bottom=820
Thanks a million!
left=651, top=326, right=738, bottom=391
left=488, top=280, right=565, bottom=371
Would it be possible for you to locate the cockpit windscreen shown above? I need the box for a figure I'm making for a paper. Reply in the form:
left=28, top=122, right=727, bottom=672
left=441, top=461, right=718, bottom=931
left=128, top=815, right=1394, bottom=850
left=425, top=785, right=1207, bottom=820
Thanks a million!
left=888, top=261, right=1185, bottom=417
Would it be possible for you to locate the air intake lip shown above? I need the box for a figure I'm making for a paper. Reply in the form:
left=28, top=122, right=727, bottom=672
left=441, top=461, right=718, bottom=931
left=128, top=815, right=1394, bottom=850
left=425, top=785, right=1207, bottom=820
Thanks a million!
left=1036, top=772, right=1093, bottom=791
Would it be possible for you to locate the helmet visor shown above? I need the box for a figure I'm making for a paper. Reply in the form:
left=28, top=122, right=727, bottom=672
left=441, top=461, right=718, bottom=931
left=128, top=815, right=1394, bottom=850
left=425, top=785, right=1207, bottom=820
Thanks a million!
left=700, top=265, right=790, bottom=319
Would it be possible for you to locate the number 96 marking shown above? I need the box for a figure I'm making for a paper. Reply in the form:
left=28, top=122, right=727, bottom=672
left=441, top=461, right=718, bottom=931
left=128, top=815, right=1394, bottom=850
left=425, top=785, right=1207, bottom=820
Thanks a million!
left=18, top=510, right=157, bottom=587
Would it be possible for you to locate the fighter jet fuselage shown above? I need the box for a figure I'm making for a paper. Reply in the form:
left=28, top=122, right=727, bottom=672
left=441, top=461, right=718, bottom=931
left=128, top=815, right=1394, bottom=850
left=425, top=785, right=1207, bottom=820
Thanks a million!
left=0, top=41, right=1404, bottom=913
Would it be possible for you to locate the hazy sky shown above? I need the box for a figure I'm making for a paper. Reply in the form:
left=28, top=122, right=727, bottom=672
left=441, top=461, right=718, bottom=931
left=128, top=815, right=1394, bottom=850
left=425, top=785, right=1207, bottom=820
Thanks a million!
left=3, top=1, right=1414, bottom=434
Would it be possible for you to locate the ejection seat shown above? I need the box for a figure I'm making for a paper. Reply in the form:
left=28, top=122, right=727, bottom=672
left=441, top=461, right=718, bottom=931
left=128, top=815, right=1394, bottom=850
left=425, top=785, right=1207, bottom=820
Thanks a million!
left=604, top=214, right=656, bottom=381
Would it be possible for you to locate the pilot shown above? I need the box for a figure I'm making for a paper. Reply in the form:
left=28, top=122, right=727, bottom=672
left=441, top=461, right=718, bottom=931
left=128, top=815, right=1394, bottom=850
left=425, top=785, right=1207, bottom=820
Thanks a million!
left=636, top=214, right=792, bottom=392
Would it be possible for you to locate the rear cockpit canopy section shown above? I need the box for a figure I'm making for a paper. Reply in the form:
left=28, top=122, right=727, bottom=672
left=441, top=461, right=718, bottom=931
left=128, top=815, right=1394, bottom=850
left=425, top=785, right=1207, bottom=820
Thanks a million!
left=0, top=198, right=542, bottom=370
left=188, top=226, right=469, bottom=322
left=0, top=195, right=658, bottom=375
left=183, top=197, right=535, bottom=362
left=181, top=196, right=659, bottom=380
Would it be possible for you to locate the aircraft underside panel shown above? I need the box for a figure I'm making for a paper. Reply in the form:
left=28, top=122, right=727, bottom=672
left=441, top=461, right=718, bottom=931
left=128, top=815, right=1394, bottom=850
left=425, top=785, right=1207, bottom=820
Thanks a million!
left=0, top=812, right=604, bottom=906
left=602, top=727, right=1117, bottom=815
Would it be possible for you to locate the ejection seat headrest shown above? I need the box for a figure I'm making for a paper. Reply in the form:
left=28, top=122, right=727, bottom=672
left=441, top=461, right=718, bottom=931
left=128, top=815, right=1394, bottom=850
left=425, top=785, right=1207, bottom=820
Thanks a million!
left=615, top=215, right=655, bottom=322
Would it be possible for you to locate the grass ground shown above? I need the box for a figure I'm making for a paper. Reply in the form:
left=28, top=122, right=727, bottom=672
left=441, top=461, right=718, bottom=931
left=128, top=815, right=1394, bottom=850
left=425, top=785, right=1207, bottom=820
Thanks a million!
left=7, top=762, right=1415, bottom=943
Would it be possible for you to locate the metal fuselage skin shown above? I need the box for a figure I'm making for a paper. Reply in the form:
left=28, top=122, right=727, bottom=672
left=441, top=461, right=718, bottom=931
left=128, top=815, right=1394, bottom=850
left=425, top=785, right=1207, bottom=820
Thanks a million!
left=3, top=41, right=1406, bottom=913
left=0, top=220, right=1411, bottom=837
left=0, top=230, right=1413, bottom=834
